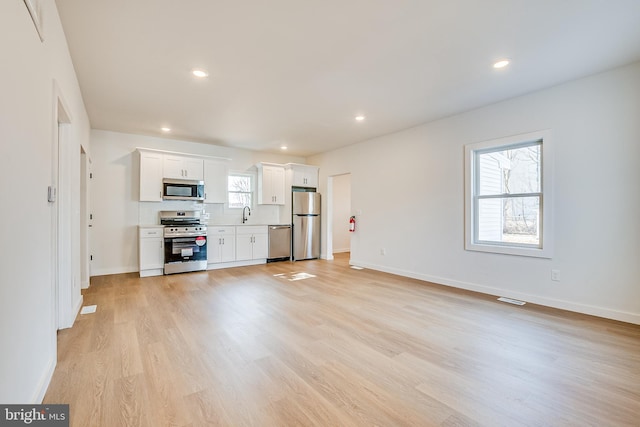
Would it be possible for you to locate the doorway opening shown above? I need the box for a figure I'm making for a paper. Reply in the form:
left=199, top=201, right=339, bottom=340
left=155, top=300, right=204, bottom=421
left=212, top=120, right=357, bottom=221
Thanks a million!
left=326, top=173, right=352, bottom=260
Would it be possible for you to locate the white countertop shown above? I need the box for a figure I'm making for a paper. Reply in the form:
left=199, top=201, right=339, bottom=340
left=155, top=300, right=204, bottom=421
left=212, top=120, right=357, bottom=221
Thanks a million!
left=205, top=223, right=290, bottom=227
left=139, top=223, right=291, bottom=228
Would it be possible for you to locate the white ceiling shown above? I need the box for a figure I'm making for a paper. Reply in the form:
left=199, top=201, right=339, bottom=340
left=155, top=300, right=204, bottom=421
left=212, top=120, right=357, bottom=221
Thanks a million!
left=55, top=0, right=640, bottom=157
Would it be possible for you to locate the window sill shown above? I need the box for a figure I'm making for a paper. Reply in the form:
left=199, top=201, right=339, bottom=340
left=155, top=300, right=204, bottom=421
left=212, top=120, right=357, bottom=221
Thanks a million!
left=465, top=242, right=553, bottom=258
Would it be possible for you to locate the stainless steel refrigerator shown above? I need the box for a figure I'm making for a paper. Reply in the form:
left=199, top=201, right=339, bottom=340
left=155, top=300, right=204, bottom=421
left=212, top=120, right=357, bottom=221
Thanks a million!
left=292, top=191, right=321, bottom=260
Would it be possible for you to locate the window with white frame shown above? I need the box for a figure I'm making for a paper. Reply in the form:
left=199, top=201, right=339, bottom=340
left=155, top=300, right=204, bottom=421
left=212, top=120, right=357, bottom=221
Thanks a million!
left=465, top=130, right=553, bottom=258
left=228, top=173, right=253, bottom=208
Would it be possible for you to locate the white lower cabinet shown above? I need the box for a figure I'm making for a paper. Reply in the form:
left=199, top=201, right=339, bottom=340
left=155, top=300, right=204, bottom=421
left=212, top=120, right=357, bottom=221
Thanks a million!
left=235, top=226, right=268, bottom=261
left=207, top=227, right=236, bottom=264
left=139, top=226, right=164, bottom=277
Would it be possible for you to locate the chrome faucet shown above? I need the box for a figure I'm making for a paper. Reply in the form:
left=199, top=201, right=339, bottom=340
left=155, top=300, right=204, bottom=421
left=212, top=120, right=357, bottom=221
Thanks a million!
left=242, top=206, right=251, bottom=224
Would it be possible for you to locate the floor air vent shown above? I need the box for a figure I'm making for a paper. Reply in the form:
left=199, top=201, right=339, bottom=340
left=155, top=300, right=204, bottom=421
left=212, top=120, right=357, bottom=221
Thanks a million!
left=497, top=297, right=526, bottom=306
left=80, top=304, right=97, bottom=314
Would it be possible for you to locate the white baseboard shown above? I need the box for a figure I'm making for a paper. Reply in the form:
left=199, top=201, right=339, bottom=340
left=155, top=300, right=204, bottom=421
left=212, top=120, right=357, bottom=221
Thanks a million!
left=70, top=295, right=83, bottom=328
left=349, top=259, right=640, bottom=325
left=90, top=266, right=138, bottom=277
left=140, top=268, right=163, bottom=278
left=207, top=259, right=266, bottom=270
left=32, top=354, right=56, bottom=403
left=332, top=248, right=351, bottom=254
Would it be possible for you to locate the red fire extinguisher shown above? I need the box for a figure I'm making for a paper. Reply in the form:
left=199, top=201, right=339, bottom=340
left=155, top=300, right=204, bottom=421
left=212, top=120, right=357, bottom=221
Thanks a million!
left=349, top=216, right=356, bottom=232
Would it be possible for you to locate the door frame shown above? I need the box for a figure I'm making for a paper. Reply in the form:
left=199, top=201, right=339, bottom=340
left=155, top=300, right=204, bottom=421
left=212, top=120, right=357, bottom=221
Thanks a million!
left=52, top=81, right=76, bottom=330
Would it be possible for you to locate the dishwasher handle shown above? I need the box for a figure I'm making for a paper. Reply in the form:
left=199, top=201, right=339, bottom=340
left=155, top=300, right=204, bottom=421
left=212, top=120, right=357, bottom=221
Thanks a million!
left=270, top=225, right=291, bottom=230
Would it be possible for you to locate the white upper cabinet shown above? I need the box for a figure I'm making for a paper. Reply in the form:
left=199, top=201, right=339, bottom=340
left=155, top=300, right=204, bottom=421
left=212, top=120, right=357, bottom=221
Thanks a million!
left=204, top=159, right=229, bottom=204
left=138, top=148, right=229, bottom=202
left=256, top=163, right=285, bottom=205
left=139, top=150, right=163, bottom=201
left=163, top=155, right=204, bottom=180
left=287, top=163, right=319, bottom=188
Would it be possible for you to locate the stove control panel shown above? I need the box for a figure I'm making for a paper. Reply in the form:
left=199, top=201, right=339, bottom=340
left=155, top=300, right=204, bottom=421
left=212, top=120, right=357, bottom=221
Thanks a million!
left=164, top=225, right=208, bottom=238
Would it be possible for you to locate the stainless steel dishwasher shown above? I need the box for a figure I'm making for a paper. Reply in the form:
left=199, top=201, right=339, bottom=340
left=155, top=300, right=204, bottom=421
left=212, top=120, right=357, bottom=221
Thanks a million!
left=267, top=225, right=292, bottom=262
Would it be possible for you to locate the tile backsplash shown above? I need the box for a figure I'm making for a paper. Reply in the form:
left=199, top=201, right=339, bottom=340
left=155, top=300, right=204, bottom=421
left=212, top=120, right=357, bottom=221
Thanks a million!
left=139, top=201, right=282, bottom=225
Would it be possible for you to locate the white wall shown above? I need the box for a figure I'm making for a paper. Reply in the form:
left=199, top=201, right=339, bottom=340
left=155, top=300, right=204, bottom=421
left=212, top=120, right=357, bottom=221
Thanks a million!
left=331, top=174, right=352, bottom=253
left=90, top=130, right=304, bottom=275
left=309, top=62, right=640, bottom=324
left=0, top=2, right=90, bottom=402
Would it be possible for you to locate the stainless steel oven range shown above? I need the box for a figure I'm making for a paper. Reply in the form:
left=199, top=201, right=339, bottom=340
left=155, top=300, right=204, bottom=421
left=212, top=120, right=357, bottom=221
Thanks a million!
left=160, top=210, right=207, bottom=274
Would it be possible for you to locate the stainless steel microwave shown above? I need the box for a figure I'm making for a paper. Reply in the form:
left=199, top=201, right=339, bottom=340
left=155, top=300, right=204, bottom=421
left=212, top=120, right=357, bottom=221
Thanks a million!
left=162, top=179, right=205, bottom=201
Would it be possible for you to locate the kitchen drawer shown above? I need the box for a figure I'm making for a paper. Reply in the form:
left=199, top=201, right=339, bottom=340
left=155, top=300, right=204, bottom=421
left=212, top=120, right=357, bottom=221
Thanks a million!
left=236, top=225, right=267, bottom=235
left=208, top=226, right=236, bottom=235
left=139, top=227, right=164, bottom=238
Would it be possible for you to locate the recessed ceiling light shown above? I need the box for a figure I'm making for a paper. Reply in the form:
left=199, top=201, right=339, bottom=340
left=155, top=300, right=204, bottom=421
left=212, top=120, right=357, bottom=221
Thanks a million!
left=355, top=115, right=366, bottom=122
left=161, top=127, right=171, bottom=132
left=493, top=60, right=510, bottom=69
left=280, top=145, right=288, bottom=150
left=192, top=69, right=209, bottom=78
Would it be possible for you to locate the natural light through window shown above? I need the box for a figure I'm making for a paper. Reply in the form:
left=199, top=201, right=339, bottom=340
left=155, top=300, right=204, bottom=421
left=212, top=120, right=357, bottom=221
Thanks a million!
left=465, top=130, right=553, bottom=258
left=228, top=173, right=252, bottom=208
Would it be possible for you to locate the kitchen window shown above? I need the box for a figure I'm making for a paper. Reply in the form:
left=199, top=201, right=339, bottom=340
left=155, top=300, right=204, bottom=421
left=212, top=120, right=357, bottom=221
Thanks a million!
left=464, top=130, right=553, bottom=258
left=228, top=173, right=253, bottom=208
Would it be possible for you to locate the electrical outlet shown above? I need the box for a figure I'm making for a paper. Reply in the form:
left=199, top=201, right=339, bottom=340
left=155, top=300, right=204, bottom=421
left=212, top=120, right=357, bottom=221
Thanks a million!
left=551, top=269, right=560, bottom=282
left=380, top=248, right=386, bottom=255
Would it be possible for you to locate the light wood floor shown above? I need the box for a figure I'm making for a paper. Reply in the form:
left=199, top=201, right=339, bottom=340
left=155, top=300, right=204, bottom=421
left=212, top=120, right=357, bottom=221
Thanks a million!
left=44, top=253, right=640, bottom=426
